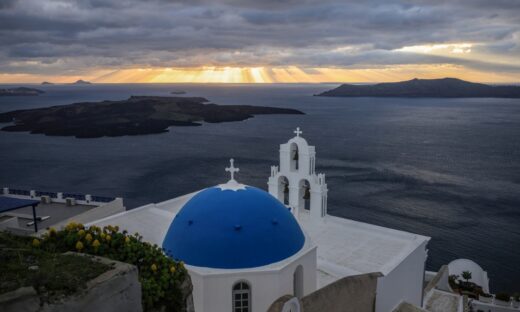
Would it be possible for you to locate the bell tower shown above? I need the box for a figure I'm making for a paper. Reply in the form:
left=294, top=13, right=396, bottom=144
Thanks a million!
left=268, top=127, right=328, bottom=221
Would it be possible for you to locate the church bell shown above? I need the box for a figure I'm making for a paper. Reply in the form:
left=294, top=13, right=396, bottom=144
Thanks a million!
left=283, top=182, right=289, bottom=194
left=303, top=186, right=310, bottom=200
left=293, top=150, right=299, bottom=161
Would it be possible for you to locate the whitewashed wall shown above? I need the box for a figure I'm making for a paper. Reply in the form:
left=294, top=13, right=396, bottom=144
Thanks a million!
left=376, top=240, right=428, bottom=312
left=191, top=247, right=316, bottom=312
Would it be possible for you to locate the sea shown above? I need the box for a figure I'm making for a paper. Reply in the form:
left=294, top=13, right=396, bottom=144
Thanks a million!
left=0, top=83, right=519, bottom=292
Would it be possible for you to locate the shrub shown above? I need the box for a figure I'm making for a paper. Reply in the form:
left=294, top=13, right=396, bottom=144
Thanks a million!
left=37, top=223, right=190, bottom=311
left=495, top=292, right=511, bottom=302
left=448, top=274, right=460, bottom=289
left=480, top=292, right=492, bottom=298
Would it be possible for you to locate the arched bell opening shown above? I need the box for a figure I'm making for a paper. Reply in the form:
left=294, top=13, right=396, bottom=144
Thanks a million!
left=278, top=176, right=290, bottom=205
left=290, top=143, right=299, bottom=172
left=298, top=179, right=311, bottom=212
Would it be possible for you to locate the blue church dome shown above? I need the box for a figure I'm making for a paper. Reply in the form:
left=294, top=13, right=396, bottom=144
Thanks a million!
left=162, top=184, right=305, bottom=269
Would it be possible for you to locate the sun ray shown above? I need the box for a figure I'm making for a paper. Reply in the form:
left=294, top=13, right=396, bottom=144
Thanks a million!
left=2, top=64, right=519, bottom=84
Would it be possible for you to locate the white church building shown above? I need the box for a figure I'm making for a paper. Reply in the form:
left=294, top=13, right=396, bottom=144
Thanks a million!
left=89, top=128, right=431, bottom=312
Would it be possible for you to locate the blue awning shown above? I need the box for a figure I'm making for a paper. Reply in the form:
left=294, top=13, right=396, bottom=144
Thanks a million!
left=0, top=196, right=39, bottom=213
left=0, top=196, right=40, bottom=232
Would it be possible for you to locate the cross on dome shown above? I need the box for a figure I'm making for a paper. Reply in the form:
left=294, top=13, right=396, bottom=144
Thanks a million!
left=225, top=158, right=239, bottom=182
left=294, top=127, right=303, bottom=137
left=219, top=158, right=246, bottom=191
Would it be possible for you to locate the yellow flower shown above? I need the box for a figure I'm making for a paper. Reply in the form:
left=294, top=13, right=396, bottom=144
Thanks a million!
left=77, top=223, right=84, bottom=229
left=78, top=229, right=85, bottom=237
left=92, top=239, right=100, bottom=248
left=32, top=239, right=40, bottom=248
left=170, top=266, right=176, bottom=274
left=76, top=241, right=84, bottom=251
left=85, top=233, right=93, bottom=242
left=114, top=225, right=119, bottom=232
left=151, top=264, right=157, bottom=272
left=105, top=235, right=111, bottom=242
left=66, top=222, right=77, bottom=231
left=48, top=227, right=57, bottom=237
left=100, top=232, right=106, bottom=240
left=125, top=236, right=130, bottom=244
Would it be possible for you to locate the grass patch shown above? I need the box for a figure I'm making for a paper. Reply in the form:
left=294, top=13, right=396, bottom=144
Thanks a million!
left=0, top=232, right=111, bottom=303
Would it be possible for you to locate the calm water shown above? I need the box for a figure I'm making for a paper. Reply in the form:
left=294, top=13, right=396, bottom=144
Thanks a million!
left=1, top=83, right=519, bottom=292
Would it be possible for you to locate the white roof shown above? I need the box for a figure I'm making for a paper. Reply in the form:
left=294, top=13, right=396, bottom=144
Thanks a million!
left=88, top=190, right=430, bottom=284
left=86, top=192, right=197, bottom=245
left=298, top=212, right=430, bottom=287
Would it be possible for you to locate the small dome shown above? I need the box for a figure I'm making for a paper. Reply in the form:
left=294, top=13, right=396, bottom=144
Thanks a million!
left=162, top=185, right=305, bottom=269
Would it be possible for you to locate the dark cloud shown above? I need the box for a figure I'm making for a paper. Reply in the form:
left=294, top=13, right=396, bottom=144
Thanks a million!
left=0, top=0, right=17, bottom=9
left=0, top=0, right=519, bottom=76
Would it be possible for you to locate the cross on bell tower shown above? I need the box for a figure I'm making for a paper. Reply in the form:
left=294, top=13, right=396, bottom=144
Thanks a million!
left=225, top=158, right=239, bottom=182
left=294, top=127, right=303, bottom=137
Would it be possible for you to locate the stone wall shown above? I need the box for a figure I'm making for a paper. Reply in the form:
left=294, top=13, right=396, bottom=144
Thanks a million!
left=393, top=301, right=429, bottom=312
left=0, top=253, right=142, bottom=312
left=301, top=272, right=381, bottom=312
left=267, top=272, right=382, bottom=312
left=424, top=265, right=450, bottom=295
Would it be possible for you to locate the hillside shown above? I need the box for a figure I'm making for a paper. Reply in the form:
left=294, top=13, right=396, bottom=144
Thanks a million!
left=317, top=78, right=520, bottom=98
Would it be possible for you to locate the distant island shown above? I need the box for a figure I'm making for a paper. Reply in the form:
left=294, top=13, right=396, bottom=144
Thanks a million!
left=171, top=91, right=186, bottom=95
left=317, top=78, right=520, bottom=98
left=0, top=87, right=45, bottom=96
left=41, top=81, right=54, bottom=85
left=72, top=79, right=92, bottom=85
left=0, top=96, right=303, bottom=138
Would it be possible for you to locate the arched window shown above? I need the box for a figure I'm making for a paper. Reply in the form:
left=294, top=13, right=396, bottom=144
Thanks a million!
left=232, top=281, right=251, bottom=312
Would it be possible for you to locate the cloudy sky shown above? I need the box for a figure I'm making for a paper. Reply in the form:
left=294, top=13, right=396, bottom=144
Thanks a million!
left=1, top=0, right=519, bottom=83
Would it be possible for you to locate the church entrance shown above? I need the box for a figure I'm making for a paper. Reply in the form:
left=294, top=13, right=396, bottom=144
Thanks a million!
left=293, top=265, right=304, bottom=299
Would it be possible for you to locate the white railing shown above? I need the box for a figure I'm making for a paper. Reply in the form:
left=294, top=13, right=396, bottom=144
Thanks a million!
left=2, top=187, right=119, bottom=207
left=472, top=295, right=520, bottom=311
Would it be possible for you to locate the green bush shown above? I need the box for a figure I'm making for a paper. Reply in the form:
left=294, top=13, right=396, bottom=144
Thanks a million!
left=0, top=232, right=110, bottom=301
left=36, top=223, right=190, bottom=311
left=495, top=292, right=511, bottom=302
